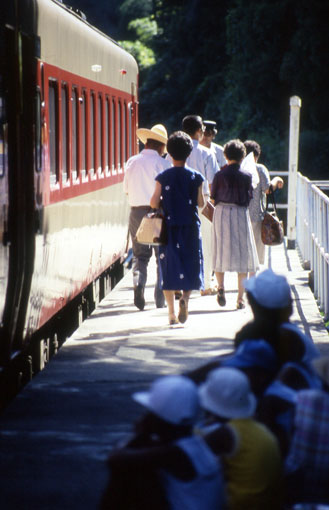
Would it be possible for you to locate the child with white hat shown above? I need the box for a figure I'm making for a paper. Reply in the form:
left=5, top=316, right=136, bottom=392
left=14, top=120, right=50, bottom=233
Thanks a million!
left=236, top=268, right=320, bottom=365
left=101, top=375, right=224, bottom=509
left=198, top=367, right=283, bottom=510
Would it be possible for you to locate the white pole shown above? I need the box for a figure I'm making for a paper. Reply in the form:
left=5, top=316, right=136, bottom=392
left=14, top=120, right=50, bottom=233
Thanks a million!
left=287, top=95, right=302, bottom=249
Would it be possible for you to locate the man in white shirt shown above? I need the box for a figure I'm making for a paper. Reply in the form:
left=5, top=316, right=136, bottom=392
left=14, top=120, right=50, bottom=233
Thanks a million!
left=124, top=124, right=171, bottom=310
left=201, top=120, right=227, bottom=169
left=182, top=115, right=219, bottom=295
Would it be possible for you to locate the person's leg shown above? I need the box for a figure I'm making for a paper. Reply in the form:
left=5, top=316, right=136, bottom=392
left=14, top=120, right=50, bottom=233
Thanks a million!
left=215, top=271, right=226, bottom=306
left=129, top=207, right=152, bottom=310
left=178, top=290, right=191, bottom=324
left=163, top=290, right=177, bottom=324
left=153, top=246, right=165, bottom=308
left=237, top=272, right=247, bottom=308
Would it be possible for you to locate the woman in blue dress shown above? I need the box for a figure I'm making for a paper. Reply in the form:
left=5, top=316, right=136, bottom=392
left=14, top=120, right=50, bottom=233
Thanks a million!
left=150, top=131, right=205, bottom=325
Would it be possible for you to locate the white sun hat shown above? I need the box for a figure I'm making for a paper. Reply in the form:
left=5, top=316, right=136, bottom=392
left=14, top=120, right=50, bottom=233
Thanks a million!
left=244, top=268, right=292, bottom=309
left=199, top=367, right=257, bottom=419
left=132, top=375, right=199, bottom=426
left=136, top=124, right=168, bottom=145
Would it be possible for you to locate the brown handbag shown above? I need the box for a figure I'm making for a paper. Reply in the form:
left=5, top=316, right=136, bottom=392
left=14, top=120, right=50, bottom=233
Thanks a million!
left=135, top=210, right=167, bottom=246
left=261, top=188, right=284, bottom=246
left=202, top=200, right=215, bottom=222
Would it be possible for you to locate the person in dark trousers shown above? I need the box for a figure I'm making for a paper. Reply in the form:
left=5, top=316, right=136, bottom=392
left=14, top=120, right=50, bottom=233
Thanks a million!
left=124, top=124, right=170, bottom=310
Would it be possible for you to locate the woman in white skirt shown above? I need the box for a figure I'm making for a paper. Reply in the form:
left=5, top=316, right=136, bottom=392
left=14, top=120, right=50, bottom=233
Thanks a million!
left=211, top=139, right=259, bottom=309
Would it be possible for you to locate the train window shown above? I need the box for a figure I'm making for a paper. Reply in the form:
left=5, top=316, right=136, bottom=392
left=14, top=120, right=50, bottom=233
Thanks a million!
left=118, top=100, right=122, bottom=172
left=128, top=102, right=133, bottom=159
left=105, top=97, right=109, bottom=175
left=34, top=91, right=42, bottom=173
left=90, top=92, right=95, bottom=176
left=61, top=85, right=69, bottom=181
left=97, top=94, right=103, bottom=175
left=111, top=99, right=116, bottom=174
left=72, top=87, right=79, bottom=180
left=49, top=81, right=59, bottom=185
left=123, top=102, right=127, bottom=166
left=81, top=90, right=87, bottom=176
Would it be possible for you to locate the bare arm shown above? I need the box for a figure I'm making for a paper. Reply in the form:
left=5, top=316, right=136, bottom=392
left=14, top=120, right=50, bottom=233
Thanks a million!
left=198, top=185, right=205, bottom=208
left=150, top=181, right=162, bottom=209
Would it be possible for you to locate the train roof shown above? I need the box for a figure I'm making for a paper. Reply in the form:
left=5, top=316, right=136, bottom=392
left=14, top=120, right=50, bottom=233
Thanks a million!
left=4, top=0, right=138, bottom=94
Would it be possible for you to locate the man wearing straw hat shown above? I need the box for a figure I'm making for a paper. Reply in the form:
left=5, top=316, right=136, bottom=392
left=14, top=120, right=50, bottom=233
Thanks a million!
left=124, top=124, right=171, bottom=311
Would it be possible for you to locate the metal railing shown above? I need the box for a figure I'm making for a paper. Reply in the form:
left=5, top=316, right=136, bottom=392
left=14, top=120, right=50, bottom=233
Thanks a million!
left=296, top=173, right=329, bottom=320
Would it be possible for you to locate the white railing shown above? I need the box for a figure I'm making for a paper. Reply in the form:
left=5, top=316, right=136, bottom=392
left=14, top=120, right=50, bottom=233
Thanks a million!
left=296, top=173, right=329, bottom=320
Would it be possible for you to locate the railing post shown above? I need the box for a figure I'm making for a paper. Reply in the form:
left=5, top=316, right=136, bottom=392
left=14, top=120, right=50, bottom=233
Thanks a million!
left=287, top=95, right=302, bottom=249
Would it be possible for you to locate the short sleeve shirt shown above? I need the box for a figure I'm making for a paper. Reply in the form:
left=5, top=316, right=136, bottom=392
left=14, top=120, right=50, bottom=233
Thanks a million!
left=210, top=163, right=253, bottom=207
left=156, top=166, right=204, bottom=226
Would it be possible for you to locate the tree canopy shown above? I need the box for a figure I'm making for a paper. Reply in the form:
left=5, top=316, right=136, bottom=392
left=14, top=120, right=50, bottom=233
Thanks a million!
left=68, top=0, right=329, bottom=178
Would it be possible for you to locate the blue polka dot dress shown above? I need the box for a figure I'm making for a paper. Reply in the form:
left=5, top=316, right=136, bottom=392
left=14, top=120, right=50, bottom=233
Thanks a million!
left=156, top=166, right=205, bottom=291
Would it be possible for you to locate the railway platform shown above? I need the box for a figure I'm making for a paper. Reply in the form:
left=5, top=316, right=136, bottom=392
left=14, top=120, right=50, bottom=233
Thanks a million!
left=0, top=240, right=328, bottom=509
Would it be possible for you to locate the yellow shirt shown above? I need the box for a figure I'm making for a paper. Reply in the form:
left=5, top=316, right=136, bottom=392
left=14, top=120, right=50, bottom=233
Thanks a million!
left=223, top=418, right=283, bottom=510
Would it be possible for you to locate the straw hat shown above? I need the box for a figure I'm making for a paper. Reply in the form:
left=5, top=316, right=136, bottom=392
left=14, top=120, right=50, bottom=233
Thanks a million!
left=132, top=375, right=199, bottom=426
left=244, top=268, right=292, bottom=309
left=199, top=367, right=257, bottom=419
left=136, top=124, right=168, bottom=145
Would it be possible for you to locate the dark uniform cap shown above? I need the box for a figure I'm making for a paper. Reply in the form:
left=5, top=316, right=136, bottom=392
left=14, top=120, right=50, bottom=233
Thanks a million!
left=203, top=120, right=217, bottom=128
left=203, top=120, right=218, bottom=133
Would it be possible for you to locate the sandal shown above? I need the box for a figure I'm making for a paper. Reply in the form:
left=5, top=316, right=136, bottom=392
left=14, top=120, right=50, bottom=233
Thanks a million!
left=169, top=315, right=179, bottom=325
left=178, top=298, right=188, bottom=324
left=236, top=299, right=245, bottom=309
left=200, top=287, right=218, bottom=296
left=217, top=288, right=226, bottom=307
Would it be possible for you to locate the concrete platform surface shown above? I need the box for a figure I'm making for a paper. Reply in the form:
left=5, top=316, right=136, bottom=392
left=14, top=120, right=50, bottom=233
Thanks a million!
left=0, top=240, right=327, bottom=509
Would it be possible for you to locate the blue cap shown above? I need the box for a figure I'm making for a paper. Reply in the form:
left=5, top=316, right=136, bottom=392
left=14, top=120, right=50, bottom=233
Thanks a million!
left=222, top=339, right=278, bottom=371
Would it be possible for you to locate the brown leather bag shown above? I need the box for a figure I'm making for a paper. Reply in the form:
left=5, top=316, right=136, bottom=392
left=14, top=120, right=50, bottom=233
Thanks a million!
left=261, top=189, right=284, bottom=246
left=201, top=200, right=215, bottom=222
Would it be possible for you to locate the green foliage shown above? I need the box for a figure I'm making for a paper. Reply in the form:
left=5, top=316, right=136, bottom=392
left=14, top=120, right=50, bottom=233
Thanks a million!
left=73, top=0, right=329, bottom=178
left=119, top=39, right=155, bottom=70
left=127, top=17, right=157, bottom=44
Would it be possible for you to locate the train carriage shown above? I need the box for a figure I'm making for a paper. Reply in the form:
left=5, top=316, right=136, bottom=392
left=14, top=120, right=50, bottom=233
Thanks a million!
left=0, top=0, right=138, bottom=392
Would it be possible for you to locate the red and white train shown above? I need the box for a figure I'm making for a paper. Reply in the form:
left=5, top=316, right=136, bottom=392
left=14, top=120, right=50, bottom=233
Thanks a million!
left=0, top=0, right=138, bottom=397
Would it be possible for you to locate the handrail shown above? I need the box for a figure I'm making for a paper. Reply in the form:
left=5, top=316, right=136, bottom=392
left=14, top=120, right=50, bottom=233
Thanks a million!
left=296, top=173, right=329, bottom=320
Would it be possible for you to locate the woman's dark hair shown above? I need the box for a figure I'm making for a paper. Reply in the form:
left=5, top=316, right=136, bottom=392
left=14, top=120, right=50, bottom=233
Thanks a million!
left=167, top=131, right=193, bottom=161
left=244, top=140, right=261, bottom=158
left=223, top=139, right=246, bottom=163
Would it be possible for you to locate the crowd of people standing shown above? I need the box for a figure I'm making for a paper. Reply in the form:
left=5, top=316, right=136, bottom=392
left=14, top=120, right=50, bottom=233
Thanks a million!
left=123, top=114, right=283, bottom=324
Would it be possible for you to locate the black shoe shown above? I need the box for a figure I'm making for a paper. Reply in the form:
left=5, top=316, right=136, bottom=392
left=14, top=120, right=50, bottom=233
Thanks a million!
left=217, top=288, right=226, bottom=307
left=134, top=285, right=145, bottom=311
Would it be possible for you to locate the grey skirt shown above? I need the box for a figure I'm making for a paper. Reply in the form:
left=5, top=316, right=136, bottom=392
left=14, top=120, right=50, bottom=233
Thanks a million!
left=212, top=203, right=259, bottom=273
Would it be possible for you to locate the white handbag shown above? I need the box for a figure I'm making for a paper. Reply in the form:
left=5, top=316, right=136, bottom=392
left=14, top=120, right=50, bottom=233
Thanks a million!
left=135, top=211, right=167, bottom=246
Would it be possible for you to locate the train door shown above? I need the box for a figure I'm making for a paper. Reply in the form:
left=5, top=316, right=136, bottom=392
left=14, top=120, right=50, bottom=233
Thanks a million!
left=0, top=19, right=37, bottom=364
left=0, top=95, right=9, bottom=331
